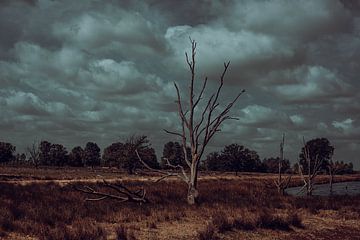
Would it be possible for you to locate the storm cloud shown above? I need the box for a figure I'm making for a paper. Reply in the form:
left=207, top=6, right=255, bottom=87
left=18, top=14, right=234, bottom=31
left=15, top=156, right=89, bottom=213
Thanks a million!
left=0, top=0, right=359, bottom=168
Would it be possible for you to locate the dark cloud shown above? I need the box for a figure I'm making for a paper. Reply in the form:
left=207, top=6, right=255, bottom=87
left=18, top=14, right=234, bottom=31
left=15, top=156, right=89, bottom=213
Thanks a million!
left=0, top=0, right=359, bottom=168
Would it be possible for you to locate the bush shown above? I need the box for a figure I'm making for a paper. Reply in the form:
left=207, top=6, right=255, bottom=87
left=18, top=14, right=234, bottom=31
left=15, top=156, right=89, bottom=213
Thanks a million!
left=287, top=212, right=304, bottom=228
left=197, top=224, right=219, bottom=240
left=116, top=225, right=136, bottom=240
left=211, top=213, right=232, bottom=233
left=257, top=210, right=290, bottom=231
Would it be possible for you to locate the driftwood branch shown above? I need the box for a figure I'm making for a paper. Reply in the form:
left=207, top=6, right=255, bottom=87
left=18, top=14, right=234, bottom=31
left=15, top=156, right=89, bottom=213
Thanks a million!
left=75, top=180, right=149, bottom=203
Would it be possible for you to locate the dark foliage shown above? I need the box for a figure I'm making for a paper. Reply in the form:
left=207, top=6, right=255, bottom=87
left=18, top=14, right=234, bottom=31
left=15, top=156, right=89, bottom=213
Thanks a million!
left=161, top=141, right=190, bottom=169
left=262, top=157, right=291, bottom=173
left=204, top=144, right=262, bottom=173
left=0, top=142, right=16, bottom=163
left=84, top=142, right=101, bottom=167
left=103, top=142, right=125, bottom=167
left=69, top=146, right=85, bottom=167
left=39, top=141, right=69, bottom=166
left=299, top=138, right=334, bottom=174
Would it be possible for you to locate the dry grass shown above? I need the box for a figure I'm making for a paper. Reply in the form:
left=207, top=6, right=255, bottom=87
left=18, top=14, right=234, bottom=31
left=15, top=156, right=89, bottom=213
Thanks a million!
left=0, top=166, right=360, bottom=239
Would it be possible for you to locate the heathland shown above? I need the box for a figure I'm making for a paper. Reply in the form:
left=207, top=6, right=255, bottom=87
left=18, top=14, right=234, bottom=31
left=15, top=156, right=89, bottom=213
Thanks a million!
left=1, top=166, right=360, bottom=240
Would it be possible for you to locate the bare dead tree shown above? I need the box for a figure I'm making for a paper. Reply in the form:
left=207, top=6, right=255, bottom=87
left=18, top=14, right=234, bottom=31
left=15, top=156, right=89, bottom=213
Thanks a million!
left=76, top=180, right=149, bottom=204
left=27, top=141, right=40, bottom=168
left=328, top=156, right=342, bottom=195
left=274, top=134, right=292, bottom=195
left=137, top=39, right=245, bottom=204
left=298, top=137, right=323, bottom=196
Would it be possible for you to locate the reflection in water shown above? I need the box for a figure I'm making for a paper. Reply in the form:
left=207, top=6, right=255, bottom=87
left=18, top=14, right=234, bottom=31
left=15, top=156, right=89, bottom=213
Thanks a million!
left=285, top=181, right=360, bottom=196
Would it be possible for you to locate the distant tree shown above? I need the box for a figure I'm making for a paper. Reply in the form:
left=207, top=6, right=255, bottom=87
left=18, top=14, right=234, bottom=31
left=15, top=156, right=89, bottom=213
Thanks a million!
left=292, top=162, right=300, bottom=174
left=273, top=134, right=292, bottom=195
left=298, top=137, right=334, bottom=196
left=204, top=144, right=262, bottom=173
left=262, top=157, right=291, bottom=173
left=27, top=141, right=40, bottom=167
left=20, top=153, right=27, bottom=162
left=84, top=142, right=101, bottom=167
left=244, top=149, right=262, bottom=172
left=15, top=153, right=27, bottom=163
left=204, top=151, right=222, bottom=171
left=39, top=141, right=69, bottom=166
left=161, top=141, right=189, bottom=169
left=329, top=161, right=354, bottom=175
left=221, top=144, right=261, bottom=175
left=69, top=146, right=85, bottom=167
left=49, top=144, right=68, bottom=166
left=139, top=147, right=159, bottom=170
left=102, top=142, right=125, bottom=167
left=299, top=138, right=334, bottom=174
left=0, top=142, right=16, bottom=163
left=39, top=141, right=52, bottom=165
left=121, top=135, right=159, bottom=174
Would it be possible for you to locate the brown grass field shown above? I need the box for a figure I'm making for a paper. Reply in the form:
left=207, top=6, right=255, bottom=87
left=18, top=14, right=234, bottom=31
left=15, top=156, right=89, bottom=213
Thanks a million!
left=1, top=166, right=360, bottom=240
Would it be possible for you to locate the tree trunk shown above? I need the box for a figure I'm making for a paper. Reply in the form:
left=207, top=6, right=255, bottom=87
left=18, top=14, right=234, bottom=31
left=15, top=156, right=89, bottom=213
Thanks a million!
left=329, top=172, right=334, bottom=195
left=306, top=184, right=313, bottom=196
left=187, top=163, right=199, bottom=205
left=187, top=182, right=199, bottom=205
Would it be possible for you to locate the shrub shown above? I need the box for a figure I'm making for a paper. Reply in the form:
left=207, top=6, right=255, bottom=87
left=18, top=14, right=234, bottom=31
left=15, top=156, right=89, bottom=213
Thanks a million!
left=116, top=225, right=136, bottom=240
left=232, top=218, right=256, bottom=231
left=197, top=224, right=219, bottom=240
left=287, top=212, right=304, bottom=228
left=211, top=213, right=232, bottom=233
left=257, top=210, right=290, bottom=231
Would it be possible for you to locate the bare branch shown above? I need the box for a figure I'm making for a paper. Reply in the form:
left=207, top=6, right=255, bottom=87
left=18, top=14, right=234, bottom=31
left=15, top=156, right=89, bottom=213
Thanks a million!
left=174, top=82, right=189, bottom=128
left=163, top=129, right=184, bottom=138
left=75, top=180, right=149, bottom=203
left=135, top=149, right=189, bottom=182
left=193, top=77, right=208, bottom=109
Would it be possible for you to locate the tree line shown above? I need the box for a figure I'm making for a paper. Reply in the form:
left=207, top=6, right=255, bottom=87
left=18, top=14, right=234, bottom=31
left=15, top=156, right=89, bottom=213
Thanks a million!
left=0, top=136, right=354, bottom=175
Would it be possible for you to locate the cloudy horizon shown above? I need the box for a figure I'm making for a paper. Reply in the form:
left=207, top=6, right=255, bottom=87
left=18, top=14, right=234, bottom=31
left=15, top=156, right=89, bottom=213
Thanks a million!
left=0, top=0, right=359, bottom=168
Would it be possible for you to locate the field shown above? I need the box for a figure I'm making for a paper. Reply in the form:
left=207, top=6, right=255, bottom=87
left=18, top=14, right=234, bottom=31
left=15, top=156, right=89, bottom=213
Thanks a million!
left=1, top=166, right=360, bottom=240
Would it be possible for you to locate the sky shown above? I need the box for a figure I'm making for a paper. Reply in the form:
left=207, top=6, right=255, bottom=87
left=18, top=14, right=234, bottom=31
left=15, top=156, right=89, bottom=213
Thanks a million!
left=0, top=0, right=359, bottom=168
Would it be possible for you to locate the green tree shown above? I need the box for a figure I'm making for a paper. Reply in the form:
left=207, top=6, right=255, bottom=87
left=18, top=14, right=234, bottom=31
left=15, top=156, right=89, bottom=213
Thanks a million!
left=0, top=142, right=16, bottom=163
left=69, top=146, right=85, bottom=167
left=102, top=142, right=125, bottom=167
left=221, top=144, right=261, bottom=174
left=333, top=161, right=354, bottom=174
left=161, top=141, right=189, bottom=169
left=204, top=151, right=222, bottom=171
left=299, top=138, right=334, bottom=174
left=39, top=141, right=69, bottom=166
left=49, top=144, right=68, bottom=166
left=262, top=157, right=291, bottom=173
left=84, top=142, right=101, bottom=167
left=39, top=141, right=52, bottom=165
left=204, top=144, right=261, bottom=174
left=122, top=135, right=159, bottom=174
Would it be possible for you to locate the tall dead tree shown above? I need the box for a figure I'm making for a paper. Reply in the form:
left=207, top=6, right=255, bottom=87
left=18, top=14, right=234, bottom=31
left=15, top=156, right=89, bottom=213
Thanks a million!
left=327, top=157, right=341, bottom=195
left=137, top=39, right=245, bottom=204
left=298, top=137, right=323, bottom=196
left=27, top=141, right=40, bottom=168
left=274, top=134, right=291, bottom=195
